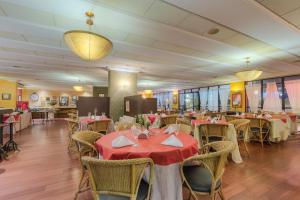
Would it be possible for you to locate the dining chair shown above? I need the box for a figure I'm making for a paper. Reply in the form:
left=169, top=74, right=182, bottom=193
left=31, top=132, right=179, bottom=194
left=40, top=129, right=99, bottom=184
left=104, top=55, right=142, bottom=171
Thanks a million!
left=246, top=118, right=271, bottom=148
left=203, top=124, right=228, bottom=144
left=66, top=118, right=79, bottom=152
left=224, top=115, right=238, bottom=122
left=87, top=119, right=111, bottom=134
left=72, top=131, right=103, bottom=200
left=181, top=141, right=235, bottom=200
left=82, top=157, right=154, bottom=200
left=115, top=121, right=135, bottom=131
left=160, top=115, right=178, bottom=127
left=229, top=119, right=250, bottom=157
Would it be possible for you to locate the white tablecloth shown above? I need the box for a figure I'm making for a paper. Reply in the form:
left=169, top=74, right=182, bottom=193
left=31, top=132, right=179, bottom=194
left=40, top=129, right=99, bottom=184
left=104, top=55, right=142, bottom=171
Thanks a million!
left=269, top=119, right=290, bottom=142
left=3, top=112, right=32, bottom=134
left=194, top=123, right=243, bottom=164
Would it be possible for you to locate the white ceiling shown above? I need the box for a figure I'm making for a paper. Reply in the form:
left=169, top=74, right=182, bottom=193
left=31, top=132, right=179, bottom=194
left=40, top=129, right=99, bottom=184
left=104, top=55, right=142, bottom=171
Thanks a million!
left=0, top=0, right=299, bottom=92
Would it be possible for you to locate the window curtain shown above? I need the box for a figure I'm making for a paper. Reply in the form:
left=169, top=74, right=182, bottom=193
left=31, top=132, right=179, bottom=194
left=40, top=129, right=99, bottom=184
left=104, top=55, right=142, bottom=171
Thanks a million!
left=199, top=88, right=208, bottom=110
left=208, top=86, right=218, bottom=111
left=263, top=82, right=282, bottom=112
left=245, top=83, right=261, bottom=113
left=285, top=79, right=300, bottom=113
left=219, top=85, right=230, bottom=111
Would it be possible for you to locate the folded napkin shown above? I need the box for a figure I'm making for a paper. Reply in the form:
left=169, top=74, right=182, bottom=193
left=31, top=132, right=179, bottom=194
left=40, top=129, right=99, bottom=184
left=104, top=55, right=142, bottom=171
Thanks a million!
left=265, top=114, right=272, bottom=119
left=161, top=135, right=183, bottom=147
left=112, top=135, right=135, bottom=148
left=164, top=124, right=179, bottom=134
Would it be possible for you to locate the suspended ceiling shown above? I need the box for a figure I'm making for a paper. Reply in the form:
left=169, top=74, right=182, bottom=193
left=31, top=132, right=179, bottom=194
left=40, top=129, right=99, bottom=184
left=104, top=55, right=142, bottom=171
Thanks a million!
left=0, top=0, right=299, bottom=91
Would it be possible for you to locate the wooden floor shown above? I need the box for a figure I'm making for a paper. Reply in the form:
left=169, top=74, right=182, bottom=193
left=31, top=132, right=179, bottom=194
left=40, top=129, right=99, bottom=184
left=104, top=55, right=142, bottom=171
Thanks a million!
left=0, top=121, right=300, bottom=200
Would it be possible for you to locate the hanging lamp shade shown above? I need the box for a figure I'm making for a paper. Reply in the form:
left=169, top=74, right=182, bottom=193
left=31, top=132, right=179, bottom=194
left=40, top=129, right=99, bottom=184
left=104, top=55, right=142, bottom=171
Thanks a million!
left=64, top=11, right=112, bottom=61
left=64, top=31, right=112, bottom=61
left=73, top=85, right=84, bottom=92
left=235, top=70, right=262, bottom=81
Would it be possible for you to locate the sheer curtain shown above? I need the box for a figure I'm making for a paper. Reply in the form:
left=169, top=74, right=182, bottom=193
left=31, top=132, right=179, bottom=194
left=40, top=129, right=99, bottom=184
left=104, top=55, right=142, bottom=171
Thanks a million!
left=285, top=79, right=300, bottom=113
left=219, top=85, right=230, bottom=111
left=263, top=82, right=282, bottom=112
left=208, top=86, right=218, bottom=111
left=245, top=83, right=261, bottom=113
left=199, top=88, right=208, bottom=110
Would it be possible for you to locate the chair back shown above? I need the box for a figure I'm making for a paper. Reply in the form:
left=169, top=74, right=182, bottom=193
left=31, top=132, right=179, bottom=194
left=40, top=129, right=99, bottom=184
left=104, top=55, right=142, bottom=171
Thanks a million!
left=205, top=124, right=228, bottom=138
left=181, top=141, right=235, bottom=195
left=72, top=131, right=103, bottom=157
left=88, top=119, right=111, bottom=134
left=179, top=124, right=193, bottom=135
left=229, top=119, right=250, bottom=139
left=115, top=121, right=135, bottom=131
left=246, top=118, right=270, bottom=131
left=161, top=115, right=178, bottom=127
left=66, top=119, right=79, bottom=134
left=82, top=157, right=154, bottom=200
left=224, top=115, right=238, bottom=122
left=176, top=118, right=191, bottom=126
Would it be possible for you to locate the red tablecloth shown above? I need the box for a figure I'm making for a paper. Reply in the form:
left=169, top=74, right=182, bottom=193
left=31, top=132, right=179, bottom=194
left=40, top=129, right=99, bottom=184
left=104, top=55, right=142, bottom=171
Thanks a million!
left=192, top=119, right=229, bottom=126
left=80, top=116, right=109, bottom=124
left=287, top=113, right=297, bottom=122
left=96, top=128, right=198, bottom=166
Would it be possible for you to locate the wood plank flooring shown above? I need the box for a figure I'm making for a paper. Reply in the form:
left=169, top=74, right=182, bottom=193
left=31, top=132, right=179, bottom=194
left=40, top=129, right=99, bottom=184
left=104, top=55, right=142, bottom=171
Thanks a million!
left=0, top=121, right=300, bottom=200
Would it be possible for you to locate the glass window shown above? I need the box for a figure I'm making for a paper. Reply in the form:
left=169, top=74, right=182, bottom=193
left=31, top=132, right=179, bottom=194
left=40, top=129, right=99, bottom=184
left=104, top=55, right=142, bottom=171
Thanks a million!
left=185, top=93, right=193, bottom=110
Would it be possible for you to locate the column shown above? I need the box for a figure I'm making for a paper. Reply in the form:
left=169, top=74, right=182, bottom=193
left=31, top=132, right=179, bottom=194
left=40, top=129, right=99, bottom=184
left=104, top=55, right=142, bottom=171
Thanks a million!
left=108, top=70, right=137, bottom=121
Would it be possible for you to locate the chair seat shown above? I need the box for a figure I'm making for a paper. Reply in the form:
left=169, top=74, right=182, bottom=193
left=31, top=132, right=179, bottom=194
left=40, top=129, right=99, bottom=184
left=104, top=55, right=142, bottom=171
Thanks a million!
left=99, top=179, right=149, bottom=200
left=183, top=165, right=221, bottom=193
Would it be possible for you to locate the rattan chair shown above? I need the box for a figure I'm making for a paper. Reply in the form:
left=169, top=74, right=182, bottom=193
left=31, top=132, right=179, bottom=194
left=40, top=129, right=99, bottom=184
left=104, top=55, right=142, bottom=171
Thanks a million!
left=247, top=118, right=271, bottom=148
left=181, top=141, right=235, bottom=200
left=224, top=115, right=239, bottom=122
left=72, top=131, right=103, bottom=200
left=160, top=115, right=178, bottom=127
left=82, top=157, right=154, bottom=200
left=87, top=119, right=111, bottom=134
left=66, top=118, right=79, bottom=152
left=203, top=124, right=228, bottom=144
left=230, top=119, right=250, bottom=157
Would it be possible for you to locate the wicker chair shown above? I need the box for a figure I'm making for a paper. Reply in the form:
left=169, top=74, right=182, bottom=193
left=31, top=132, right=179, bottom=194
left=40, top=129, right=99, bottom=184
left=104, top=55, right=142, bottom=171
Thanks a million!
left=224, top=115, right=239, bottom=122
left=160, top=115, right=178, bottom=127
left=82, top=157, right=154, bottom=200
left=87, top=119, right=111, bottom=134
left=115, top=121, right=136, bottom=131
left=72, top=131, right=103, bottom=200
left=181, top=141, right=235, bottom=200
left=202, top=124, right=228, bottom=144
left=66, top=118, right=79, bottom=151
left=229, top=119, right=250, bottom=157
left=247, top=118, right=271, bottom=148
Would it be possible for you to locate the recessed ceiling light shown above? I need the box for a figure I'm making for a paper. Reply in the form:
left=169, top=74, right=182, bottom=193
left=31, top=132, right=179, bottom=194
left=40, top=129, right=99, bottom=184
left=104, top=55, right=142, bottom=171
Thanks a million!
left=207, top=28, right=220, bottom=35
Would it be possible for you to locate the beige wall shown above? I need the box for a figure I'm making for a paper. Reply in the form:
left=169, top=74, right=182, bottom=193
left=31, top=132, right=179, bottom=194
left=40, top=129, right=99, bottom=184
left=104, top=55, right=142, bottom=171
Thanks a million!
left=108, top=70, right=137, bottom=121
left=0, top=80, right=17, bottom=109
left=22, top=88, right=92, bottom=107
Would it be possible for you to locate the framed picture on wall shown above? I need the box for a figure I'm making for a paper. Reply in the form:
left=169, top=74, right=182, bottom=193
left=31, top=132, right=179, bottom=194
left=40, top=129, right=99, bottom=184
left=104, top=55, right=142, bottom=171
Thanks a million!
left=71, top=96, right=78, bottom=106
left=2, top=93, right=11, bottom=100
left=172, top=95, right=177, bottom=104
left=232, top=92, right=242, bottom=108
left=59, top=96, right=69, bottom=106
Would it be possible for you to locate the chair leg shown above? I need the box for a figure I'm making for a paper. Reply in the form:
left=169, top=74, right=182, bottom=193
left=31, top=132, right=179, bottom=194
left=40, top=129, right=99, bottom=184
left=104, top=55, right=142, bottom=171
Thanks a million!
left=260, top=133, right=264, bottom=148
left=211, top=193, right=216, bottom=200
left=219, top=188, right=225, bottom=200
left=243, top=141, right=250, bottom=157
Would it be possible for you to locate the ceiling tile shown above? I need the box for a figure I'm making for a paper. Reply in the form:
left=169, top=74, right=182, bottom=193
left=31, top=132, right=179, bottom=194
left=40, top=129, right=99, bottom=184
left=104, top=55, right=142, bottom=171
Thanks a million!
left=0, top=2, right=55, bottom=26
left=282, top=8, right=300, bottom=26
left=0, top=5, right=6, bottom=16
left=53, top=15, right=86, bottom=30
left=177, top=14, right=216, bottom=35
left=125, top=33, right=156, bottom=46
left=1, top=47, right=36, bottom=55
left=144, top=0, right=189, bottom=26
left=151, top=41, right=196, bottom=55
left=94, top=0, right=155, bottom=15
left=94, top=25, right=128, bottom=41
left=24, top=35, right=61, bottom=47
left=222, top=34, right=256, bottom=47
left=259, top=0, right=300, bottom=15
left=0, top=31, right=25, bottom=41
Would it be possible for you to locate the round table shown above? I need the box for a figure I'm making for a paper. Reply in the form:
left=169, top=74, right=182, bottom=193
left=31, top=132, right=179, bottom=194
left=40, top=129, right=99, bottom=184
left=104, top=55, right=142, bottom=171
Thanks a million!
left=96, top=128, right=198, bottom=200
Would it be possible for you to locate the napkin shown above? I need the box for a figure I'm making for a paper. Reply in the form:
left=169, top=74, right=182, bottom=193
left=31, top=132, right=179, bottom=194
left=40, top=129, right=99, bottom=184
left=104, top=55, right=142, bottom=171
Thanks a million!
left=161, top=135, right=183, bottom=147
left=265, top=114, right=272, bottom=119
left=164, top=124, right=179, bottom=134
left=112, top=135, right=135, bottom=148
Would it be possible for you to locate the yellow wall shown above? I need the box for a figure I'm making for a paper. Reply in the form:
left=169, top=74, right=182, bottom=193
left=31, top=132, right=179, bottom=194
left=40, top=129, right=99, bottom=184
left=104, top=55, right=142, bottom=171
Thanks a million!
left=230, top=81, right=246, bottom=112
left=0, top=80, right=17, bottom=109
left=172, top=91, right=179, bottom=110
left=22, top=88, right=92, bottom=107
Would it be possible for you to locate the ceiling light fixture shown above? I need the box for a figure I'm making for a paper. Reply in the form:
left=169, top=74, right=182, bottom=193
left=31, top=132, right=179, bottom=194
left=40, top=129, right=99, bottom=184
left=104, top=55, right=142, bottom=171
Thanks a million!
left=73, top=85, right=84, bottom=92
left=64, top=11, right=113, bottom=61
left=235, top=58, right=262, bottom=81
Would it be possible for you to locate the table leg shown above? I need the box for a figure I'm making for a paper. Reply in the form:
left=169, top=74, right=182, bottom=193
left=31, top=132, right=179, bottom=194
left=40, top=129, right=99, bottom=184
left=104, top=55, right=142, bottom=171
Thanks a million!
left=3, top=123, right=19, bottom=152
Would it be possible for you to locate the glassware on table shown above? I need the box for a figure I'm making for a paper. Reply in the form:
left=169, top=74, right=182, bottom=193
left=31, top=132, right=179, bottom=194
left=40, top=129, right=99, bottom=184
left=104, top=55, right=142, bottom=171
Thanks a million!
left=88, top=112, right=91, bottom=118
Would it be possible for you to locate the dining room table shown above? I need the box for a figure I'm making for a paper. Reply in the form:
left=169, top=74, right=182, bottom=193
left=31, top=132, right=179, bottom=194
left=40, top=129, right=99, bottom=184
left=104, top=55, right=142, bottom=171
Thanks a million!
left=192, top=119, right=243, bottom=164
left=79, top=116, right=115, bottom=133
left=95, top=128, right=198, bottom=200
